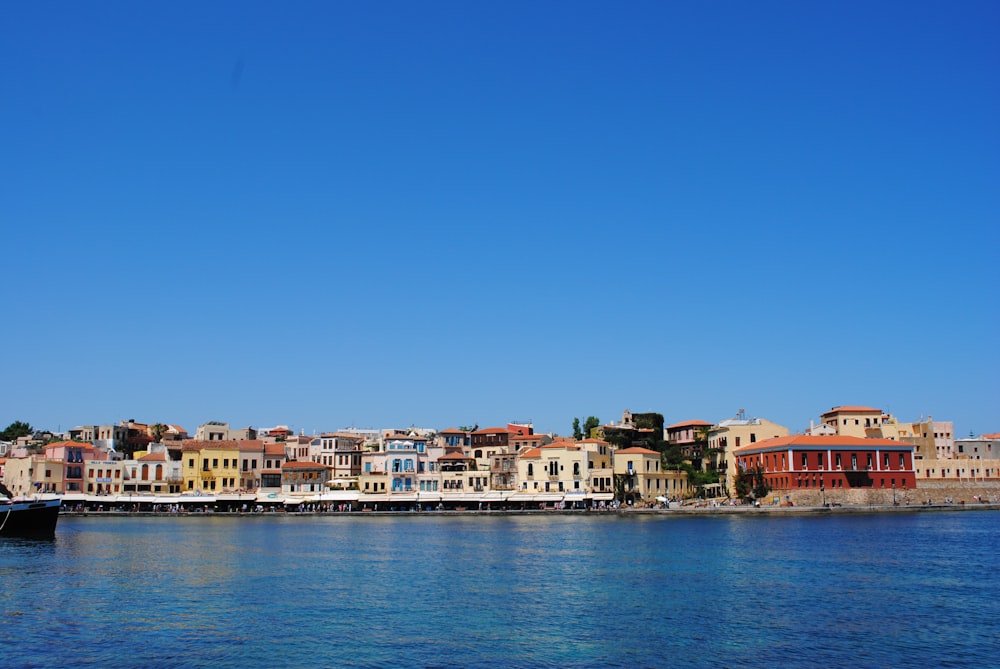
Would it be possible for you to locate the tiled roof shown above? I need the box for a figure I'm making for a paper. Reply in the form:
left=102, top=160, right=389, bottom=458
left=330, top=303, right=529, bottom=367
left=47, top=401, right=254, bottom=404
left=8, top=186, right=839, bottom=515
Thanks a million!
left=667, top=420, right=713, bottom=429
left=578, top=438, right=610, bottom=445
left=438, top=451, right=470, bottom=460
left=181, top=439, right=247, bottom=451
left=264, top=443, right=287, bottom=455
left=520, top=447, right=542, bottom=459
left=438, top=428, right=467, bottom=434
left=821, top=406, right=882, bottom=415
left=238, top=440, right=265, bottom=451
left=472, top=427, right=509, bottom=434
left=281, top=460, right=328, bottom=470
left=735, top=434, right=913, bottom=454
left=138, top=452, right=168, bottom=462
left=615, top=447, right=660, bottom=456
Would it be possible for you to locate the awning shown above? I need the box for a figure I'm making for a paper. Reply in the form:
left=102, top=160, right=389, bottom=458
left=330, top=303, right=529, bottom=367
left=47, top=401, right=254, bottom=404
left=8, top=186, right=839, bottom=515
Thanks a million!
left=177, top=496, right=216, bottom=503
left=216, top=494, right=258, bottom=502
left=314, top=491, right=360, bottom=502
left=590, top=492, right=615, bottom=501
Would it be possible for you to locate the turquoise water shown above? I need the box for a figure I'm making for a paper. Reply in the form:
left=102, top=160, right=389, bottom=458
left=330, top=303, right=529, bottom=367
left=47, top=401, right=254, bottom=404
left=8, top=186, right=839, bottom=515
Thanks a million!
left=2, top=512, right=999, bottom=668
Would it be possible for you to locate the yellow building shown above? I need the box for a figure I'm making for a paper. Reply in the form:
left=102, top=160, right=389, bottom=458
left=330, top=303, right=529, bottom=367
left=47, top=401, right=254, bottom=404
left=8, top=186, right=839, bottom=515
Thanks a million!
left=181, top=440, right=242, bottom=493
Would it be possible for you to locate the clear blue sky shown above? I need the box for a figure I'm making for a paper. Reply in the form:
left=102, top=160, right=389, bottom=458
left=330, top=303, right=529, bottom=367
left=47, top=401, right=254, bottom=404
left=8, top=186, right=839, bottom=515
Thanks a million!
left=3, top=1, right=997, bottom=438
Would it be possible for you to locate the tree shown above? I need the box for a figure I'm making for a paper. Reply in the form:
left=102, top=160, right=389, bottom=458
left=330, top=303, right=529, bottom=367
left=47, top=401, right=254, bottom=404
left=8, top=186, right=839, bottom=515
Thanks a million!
left=583, top=416, right=600, bottom=439
left=150, top=423, right=168, bottom=443
left=752, top=466, right=770, bottom=501
left=572, top=418, right=582, bottom=441
left=734, top=467, right=752, bottom=501
left=0, top=421, right=34, bottom=442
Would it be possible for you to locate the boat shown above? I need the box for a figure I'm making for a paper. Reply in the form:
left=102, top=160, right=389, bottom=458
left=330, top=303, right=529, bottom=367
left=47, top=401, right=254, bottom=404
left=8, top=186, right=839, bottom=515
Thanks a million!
left=0, top=496, right=61, bottom=538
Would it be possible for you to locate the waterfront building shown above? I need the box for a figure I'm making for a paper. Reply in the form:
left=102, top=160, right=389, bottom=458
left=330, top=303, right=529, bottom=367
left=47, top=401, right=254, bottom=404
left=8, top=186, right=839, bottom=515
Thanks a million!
left=181, top=440, right=243, bottom=493
left=517, top=440, right=588, bottom=496
left=734, top=435, right=917, bottom=492
left=281, top=460, right=331, bottom=494
left=194, top=422, right=258, bottom=442
left=470, top=427, right=510, bottom=472
left=613, top=446, right=691, bottom=504
left=707, top=411, right=790, bottom=493
left=238, top=440, right=265, bottom=490
left=260, top=442, right=288, bottom=488
left=314, top=432, right=364, bottom=485
left=437, top=428, right=470, bottom=452
left=122, top=444, right=183, bottom=494
left=68, top=424, right=129, bottom=455
left=665, top=419, right=714, bottom=461
left=819, top=406, right=888, bottom=438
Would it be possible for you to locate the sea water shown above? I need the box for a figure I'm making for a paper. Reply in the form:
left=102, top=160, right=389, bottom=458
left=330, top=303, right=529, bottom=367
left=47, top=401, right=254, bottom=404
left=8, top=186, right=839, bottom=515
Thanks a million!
left=2, top=511, right=999, bottom=668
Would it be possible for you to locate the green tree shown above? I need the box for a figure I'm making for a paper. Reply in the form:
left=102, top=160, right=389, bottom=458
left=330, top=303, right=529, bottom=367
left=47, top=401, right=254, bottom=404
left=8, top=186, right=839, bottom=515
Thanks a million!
left=752, top=466, right=770, bottom=500
left=572, top=418, right=583, bottom=440
left=583, top=416, right=600, bottom=439
left=150, top=423, right=168, bottom=443
left=0, top=421, right=34, bottom=442
left=734, top=467, right=752, bottom=501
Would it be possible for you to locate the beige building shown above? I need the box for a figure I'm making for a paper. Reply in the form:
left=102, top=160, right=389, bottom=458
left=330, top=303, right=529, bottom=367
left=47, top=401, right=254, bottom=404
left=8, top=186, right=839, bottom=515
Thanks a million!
left=707, top=411, right=789, bottom=494
left=613, top=447, right=691, bottom=504
left=517, top=440, right=588, bottom=496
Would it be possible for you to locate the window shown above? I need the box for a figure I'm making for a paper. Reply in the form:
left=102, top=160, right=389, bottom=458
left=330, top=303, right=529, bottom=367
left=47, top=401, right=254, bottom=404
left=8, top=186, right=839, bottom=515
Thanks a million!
left=801, top=454, right=808, bottom=469
left=527, top=463, right=534, bottom=476
left=899, top=454, right=905, bottom=468
left=188, top=458, right=194, bottom=468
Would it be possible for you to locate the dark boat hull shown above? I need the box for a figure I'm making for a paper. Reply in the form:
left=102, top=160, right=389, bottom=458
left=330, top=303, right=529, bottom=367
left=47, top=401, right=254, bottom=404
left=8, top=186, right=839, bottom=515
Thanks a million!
left=0, top=499, right=61, bottom=538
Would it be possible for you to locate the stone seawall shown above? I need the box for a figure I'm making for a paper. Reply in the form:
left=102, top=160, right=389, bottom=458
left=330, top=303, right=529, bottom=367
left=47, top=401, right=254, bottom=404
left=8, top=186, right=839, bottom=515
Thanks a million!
left=777, top=481, right=1000, bottom=507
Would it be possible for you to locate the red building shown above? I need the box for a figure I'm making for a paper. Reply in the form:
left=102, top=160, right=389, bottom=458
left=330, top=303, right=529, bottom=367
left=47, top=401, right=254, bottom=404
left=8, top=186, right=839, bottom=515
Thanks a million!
left=734, top=435, right=916, bottom=491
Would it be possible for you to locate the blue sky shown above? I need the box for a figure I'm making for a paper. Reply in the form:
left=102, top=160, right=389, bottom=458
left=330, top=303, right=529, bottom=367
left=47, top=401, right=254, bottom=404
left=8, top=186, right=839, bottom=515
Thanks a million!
left=3, top=1, right=997, bottom=438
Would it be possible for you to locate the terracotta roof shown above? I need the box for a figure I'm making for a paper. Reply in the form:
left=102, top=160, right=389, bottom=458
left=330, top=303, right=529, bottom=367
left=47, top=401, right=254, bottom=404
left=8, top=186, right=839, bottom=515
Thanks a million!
left=438, top=451, right=471, bottom=460
left=982, top=433, right=1000, bottom=440
left=579, top=438, right=610, bottom=445
left=615, top=447, right=660, bottom=456
left=520, top=447, right=542, bottom=459
left=820, top=406, right=882, bottom=415
left=472, top=427, right=509, bottom=435
left=512, top=434, right=546, bottom=441
left=138, top=452, right=168, bottom=462
left=735, top=434, right=914, bottom=454
left=542, top=443, right=580, bottom=451
left=264, top=443, right=287, bottom=455
left=45, top=441, right=94, bottom=449
left=238, top=440, right=265, bottom=452
left=181, top=439, right=248, bottom=451
left=438, top=428, right=467, bottom=435
left=667, top=420, right=713, bottom=429
left=281, top=460, right=328, bottom=470
left=319, top=432, right=365, bottom=440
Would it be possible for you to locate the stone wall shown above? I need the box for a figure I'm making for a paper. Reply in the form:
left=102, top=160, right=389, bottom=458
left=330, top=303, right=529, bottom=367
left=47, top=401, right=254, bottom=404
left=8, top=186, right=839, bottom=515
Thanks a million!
left=769, top=480, right=1000, bottom=507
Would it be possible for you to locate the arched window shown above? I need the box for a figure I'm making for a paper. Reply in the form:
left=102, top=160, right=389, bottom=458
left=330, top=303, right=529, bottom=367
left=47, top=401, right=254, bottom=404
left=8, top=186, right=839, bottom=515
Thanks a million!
left=141, top=464, right=149, bottom=480
left=527, top=463, right=534, bottom=477
left=155, top=464, right=163, bottom=481
left=573, top=462, right=580, bottom=476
